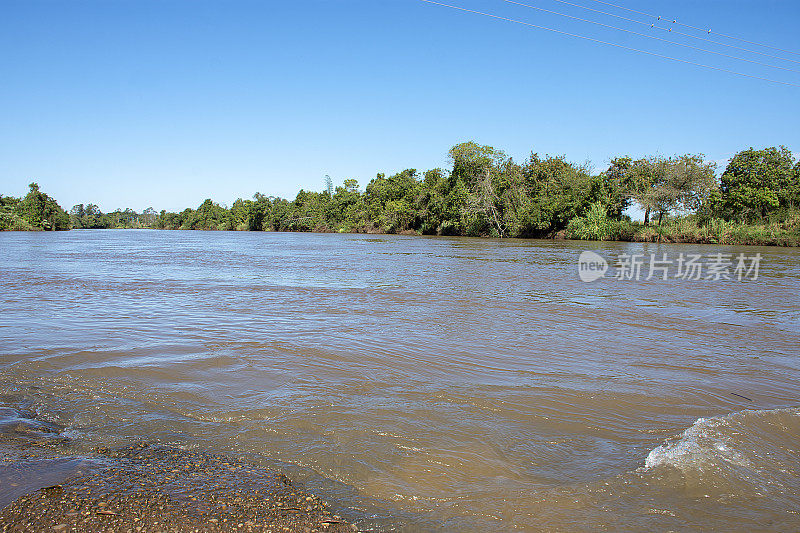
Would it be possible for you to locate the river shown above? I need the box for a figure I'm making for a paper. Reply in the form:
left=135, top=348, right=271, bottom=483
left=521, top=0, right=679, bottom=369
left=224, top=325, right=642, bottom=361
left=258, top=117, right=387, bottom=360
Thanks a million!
left=1, top=230, right=798, bottom=531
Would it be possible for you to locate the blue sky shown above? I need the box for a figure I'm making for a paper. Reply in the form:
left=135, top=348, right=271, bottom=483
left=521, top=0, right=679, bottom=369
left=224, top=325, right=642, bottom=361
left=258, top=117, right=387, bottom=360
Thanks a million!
left=1, top=0, right=798, bottom=212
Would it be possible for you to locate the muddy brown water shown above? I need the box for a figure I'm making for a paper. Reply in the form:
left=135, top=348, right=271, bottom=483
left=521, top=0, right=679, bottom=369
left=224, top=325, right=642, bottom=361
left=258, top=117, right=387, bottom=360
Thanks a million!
left=1, top=230, right=799, bottom=531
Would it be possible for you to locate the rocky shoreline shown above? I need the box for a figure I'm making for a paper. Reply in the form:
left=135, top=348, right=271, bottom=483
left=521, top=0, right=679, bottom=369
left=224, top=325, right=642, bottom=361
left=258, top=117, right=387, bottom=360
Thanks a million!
left=0, top=443, right=356, bottom=533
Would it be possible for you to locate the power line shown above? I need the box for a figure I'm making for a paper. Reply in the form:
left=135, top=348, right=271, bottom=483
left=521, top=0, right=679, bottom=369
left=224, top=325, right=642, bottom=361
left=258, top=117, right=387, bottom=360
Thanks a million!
left=499, top=0, right=800, bottom=74
left=418, top=0, right=800, bottom=88
left=541, top=0, right=800, bottom=66
left=586, top=0, right=800, bottom=57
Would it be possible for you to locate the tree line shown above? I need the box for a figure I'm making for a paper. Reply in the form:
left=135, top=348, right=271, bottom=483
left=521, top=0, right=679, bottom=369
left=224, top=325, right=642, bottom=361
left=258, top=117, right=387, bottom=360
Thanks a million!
left=2, top=143, right=799, bottom=245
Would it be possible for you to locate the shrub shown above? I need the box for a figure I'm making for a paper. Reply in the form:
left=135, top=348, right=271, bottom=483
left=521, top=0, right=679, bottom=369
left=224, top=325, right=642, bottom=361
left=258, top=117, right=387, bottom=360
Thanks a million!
left=565, top=202, right=613, bottom=240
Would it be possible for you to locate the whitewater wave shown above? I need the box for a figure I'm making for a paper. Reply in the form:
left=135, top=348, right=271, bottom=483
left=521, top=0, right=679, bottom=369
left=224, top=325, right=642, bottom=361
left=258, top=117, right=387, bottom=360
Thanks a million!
left=645, top=414, right=749, bottom=470
left=643, top=407, right=800, bottom=493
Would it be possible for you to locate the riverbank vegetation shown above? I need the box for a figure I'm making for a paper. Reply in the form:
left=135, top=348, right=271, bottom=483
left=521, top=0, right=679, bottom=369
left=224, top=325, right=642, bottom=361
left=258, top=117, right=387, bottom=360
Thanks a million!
left=3, top=143, right=799, bottom=246
left=0, top=183, right=70, bottom=231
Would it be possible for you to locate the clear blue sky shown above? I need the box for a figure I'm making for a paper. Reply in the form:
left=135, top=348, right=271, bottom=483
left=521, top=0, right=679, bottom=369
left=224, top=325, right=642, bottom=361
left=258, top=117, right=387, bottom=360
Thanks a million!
left=1, top=0, right=798, bottom=212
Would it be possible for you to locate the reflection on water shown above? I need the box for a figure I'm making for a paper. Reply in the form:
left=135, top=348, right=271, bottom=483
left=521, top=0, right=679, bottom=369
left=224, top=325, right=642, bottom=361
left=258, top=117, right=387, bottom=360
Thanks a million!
left=1, top=230, right=799, bottom=530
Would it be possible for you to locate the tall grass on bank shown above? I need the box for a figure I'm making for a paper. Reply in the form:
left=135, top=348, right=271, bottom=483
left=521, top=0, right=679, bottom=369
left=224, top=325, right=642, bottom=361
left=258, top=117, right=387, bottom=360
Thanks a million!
left=565, top=202, right=635, bottom=242
left=566, top=211, right=800, bottom=246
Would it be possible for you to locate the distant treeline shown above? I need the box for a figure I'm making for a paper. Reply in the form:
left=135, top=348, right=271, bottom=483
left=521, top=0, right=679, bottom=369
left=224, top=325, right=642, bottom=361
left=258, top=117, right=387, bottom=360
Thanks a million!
left=3, top=142, right=799, bottom=245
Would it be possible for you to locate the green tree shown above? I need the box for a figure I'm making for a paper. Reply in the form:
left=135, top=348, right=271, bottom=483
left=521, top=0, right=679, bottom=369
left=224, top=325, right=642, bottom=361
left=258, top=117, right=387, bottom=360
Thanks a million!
left=16, top=183, right=70, bottom=230
left=187, top=199, right=229, bottom=230
left=595, top=157, right=635, bottom=219
left=629, top=155, right=717, bottom=226
left=109, top=208, right=141, bottom=228
left=0, top=195, right=27, bottom=230
left=714, top=146, right=797, bottom=222
left=227, top=198, right=252, bottom=230
left=141, top=207, right=158, bottom=228
left=364, top=170, right=420, bottom=232
left=69, top=204, right=86, bottom=228
left=510, top=154, right=594, bottom=237
left=158, top=209, right=185, bottom=230
left=415, top=169, right=448, bottom=234
left=329, top=179, right=365, bottom=230
left=444, top=142, right=512, bottom=236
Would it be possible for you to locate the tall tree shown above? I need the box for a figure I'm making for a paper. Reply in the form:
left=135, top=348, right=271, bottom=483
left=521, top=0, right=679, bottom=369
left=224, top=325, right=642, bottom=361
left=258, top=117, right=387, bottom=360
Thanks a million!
left=364, top=170, right=420, bottom=233
left=629, top=155, right=717, bottom=225
left=17, top=183, right=70, bottom=230
left=512, top=153, right=594, bottom=237
left=447, top=142, right=512, bottom=236
left=597, top=157, right=635, bottom=219
left=714, top=146, right=798, bottom=222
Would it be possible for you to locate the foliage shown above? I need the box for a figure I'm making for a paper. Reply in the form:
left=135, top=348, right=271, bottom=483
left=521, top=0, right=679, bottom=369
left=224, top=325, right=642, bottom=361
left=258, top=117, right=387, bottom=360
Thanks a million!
left=711, top=146, right=799, bottom=223
left=632, top=213, right=800, bottom=247
left=70, top=203, right=113, bottom=229
left=566, top=211, right=800, bottom=247
left=183, top=199, right=228, bottom=230
left=627, top=155, right=717, bottom=225
left=14, top=183, right=70, bottom=230
left=566, top=201, right=613, bottom=240
left=0, top=195, right=34, bottom=230
left=512, top=153, right=597, bottom=237
left=596, top=157, right=635, bottom=219
left=3, top=144, right=798, bottom=246
left=365, top=170, right=419, bottom=233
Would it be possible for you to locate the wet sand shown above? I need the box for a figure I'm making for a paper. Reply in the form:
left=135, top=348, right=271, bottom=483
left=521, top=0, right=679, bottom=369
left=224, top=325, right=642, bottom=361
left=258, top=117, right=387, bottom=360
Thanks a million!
left=0, top=443, right=356, bottom=532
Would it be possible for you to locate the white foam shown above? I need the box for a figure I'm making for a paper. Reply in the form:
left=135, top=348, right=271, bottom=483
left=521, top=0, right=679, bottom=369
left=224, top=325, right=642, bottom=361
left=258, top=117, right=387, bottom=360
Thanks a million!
left=645, top=412, right=748, bottom=471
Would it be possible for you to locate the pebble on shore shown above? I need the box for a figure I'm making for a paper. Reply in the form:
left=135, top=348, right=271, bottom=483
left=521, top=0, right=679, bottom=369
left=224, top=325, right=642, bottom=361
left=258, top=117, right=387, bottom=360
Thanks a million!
left=0, top=443, right=357, bottom=533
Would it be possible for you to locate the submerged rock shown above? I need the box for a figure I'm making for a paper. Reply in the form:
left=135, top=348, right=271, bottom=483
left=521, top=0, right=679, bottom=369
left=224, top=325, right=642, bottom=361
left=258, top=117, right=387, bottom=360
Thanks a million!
left=0, top=407, right=66, bottom=447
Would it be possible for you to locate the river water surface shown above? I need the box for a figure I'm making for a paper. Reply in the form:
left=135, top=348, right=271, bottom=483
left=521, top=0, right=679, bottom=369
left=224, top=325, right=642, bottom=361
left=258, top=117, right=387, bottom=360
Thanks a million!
left=1, top=230, right=799, bottom=531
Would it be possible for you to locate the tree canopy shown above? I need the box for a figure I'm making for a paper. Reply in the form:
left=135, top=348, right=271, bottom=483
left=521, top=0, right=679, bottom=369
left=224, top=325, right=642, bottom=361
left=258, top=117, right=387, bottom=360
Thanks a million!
left=3, top=144, right=798, bottom=245
left=15, top=183, right=70, bottom=231
left=711, top=146, right=799, bottom=222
